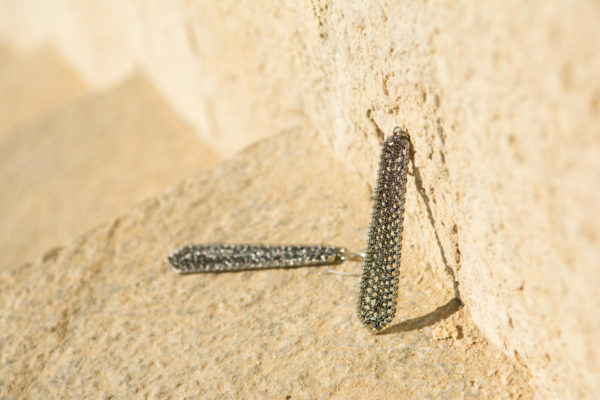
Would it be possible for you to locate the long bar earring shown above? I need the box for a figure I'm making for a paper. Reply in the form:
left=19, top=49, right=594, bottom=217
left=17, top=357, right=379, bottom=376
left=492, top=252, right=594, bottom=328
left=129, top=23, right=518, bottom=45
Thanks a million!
left=167, top=127, right=411, bottom=332
left=357, top=127, right=411, bottom=331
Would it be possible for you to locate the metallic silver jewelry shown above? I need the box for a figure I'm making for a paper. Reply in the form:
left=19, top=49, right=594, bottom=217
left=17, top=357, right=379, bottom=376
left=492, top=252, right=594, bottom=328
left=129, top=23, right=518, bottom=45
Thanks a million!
left=169, top=244, right=349, bottom=274
left=357, top=127, right=411, bottom=331
left=167, top=127, right=411, bottom=332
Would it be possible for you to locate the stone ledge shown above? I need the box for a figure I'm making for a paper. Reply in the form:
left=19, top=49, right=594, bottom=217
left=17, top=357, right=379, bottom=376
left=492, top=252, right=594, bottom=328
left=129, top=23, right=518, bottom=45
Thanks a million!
left=0, top=130, right=532, bottom=398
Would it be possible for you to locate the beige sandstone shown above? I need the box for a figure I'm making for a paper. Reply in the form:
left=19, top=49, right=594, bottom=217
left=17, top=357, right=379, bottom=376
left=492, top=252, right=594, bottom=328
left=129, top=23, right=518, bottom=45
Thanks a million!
left=0, top=130, right=533, bottom=399
left=0, top=46, right=86, bottom=136
left=1, top=1, right=599, bottom=398
left=0, top=69, right=217, bottom=273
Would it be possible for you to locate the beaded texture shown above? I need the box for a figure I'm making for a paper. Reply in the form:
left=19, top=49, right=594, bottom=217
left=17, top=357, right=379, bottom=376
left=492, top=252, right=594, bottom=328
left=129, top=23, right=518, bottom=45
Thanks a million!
left=168, top=244, right=346, bottom=274
left=357, top=127, right=411, bottom=331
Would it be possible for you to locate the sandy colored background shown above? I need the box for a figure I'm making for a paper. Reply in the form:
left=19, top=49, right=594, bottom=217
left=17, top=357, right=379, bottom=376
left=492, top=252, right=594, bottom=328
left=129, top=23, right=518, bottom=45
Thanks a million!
left=1, top=1, right=599, bottom=399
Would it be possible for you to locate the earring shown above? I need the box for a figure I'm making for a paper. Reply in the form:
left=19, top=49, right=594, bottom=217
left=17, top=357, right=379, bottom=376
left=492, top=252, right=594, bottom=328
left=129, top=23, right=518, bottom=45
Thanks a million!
left=168, top=244, right=348, bottom=274
left=357, top=127, right=411, bottom=331
left=167, top=127, right=411, bottom=332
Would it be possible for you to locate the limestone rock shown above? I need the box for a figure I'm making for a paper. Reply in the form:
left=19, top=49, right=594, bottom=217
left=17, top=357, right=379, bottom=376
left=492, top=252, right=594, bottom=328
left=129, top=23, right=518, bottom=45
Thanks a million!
left=0, top=74, right=217, bottom=272
left=1, top=2, right=599, bottom=397
left=0, top=46, right=87, bottom=136
left=0, top=130, right=532, bottom=399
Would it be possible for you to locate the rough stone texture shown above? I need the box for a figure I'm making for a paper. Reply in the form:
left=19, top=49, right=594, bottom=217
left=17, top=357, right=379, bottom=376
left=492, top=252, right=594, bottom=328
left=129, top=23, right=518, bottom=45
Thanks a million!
left=0, top=130, right=533, bottom=399
left=0, top=45, right=87, bottom=136
left=1, top=2, right=599, bottom=398
left=0, top=72, right=218, bottom=273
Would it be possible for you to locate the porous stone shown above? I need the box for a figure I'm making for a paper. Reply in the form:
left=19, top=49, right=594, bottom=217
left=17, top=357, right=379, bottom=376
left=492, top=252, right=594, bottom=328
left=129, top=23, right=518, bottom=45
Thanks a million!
left=0, top=46, right=87, bottom=136
left=0, top=73, right=217, bottom=273
left=1, top=2, right=599, bottom=398
left=0, top=130, right=532, bottom=399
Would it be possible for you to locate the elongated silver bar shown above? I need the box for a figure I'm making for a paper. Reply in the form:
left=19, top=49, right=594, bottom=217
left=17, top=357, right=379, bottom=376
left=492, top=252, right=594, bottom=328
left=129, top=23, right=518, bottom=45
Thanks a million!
left=168, top=244, right=347, bottom=274
left=357, top=127, right=411, bottom=331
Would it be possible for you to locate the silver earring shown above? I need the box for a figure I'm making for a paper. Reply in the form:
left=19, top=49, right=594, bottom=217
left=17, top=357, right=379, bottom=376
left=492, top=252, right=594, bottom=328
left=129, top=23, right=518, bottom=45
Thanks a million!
left=357, top=127, right=411, bottom=331
left=169, top=244, right=350, bottom=274
left=167, top=127, right=411, bottom=332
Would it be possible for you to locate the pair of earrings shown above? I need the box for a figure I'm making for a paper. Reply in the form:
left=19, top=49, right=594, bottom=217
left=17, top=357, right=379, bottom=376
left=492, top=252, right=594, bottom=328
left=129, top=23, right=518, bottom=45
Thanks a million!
left=168, top=127, right=411, bottom=332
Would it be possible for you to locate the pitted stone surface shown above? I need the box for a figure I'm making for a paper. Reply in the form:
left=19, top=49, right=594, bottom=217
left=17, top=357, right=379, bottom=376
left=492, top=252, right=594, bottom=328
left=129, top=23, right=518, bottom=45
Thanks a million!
left=0, top=131, right=532, bottom=399
left=2, top=2, right=599, bottom=397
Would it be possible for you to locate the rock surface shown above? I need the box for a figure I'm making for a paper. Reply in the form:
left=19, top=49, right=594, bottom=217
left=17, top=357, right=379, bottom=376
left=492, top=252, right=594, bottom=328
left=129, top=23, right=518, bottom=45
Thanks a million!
left=0, top=130, right=533, bottom=399
left=0, top=46, right=87, bottom=136
left=0, top=72, right=217, bottom=273
left=1, top=2, right=599, bottom=398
